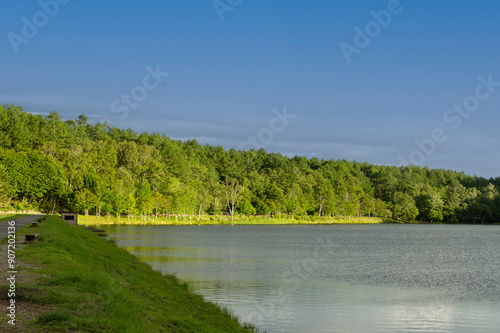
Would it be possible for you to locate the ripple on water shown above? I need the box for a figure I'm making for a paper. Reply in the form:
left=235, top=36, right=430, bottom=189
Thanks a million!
left=104, top=224, right=500, bottom=333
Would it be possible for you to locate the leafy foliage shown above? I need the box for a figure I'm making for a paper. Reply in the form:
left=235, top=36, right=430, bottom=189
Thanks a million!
left=1, top=104, right=499, bottom=223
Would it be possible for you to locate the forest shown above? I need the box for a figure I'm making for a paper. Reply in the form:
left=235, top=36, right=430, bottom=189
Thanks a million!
left=0, top=104, right=499, bottom=223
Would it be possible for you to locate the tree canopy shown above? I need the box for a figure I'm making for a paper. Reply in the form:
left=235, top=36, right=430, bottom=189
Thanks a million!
left=1, top=104, right=498, bottom=223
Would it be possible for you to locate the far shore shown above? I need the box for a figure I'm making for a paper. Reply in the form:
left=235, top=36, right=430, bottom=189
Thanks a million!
left=2, top=213, right=496, bottom=227
left=78, top=215, right=384, bottom=226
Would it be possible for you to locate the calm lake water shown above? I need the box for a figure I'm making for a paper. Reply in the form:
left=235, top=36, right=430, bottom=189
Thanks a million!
left=101, top=224, right=500, bottom=333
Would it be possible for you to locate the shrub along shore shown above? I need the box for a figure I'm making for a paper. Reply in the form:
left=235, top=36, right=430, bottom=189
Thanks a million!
left=4, top=215, right=258, bottom=332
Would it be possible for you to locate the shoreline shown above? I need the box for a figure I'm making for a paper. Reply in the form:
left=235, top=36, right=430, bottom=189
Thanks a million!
left=0, top=215, right=259, bottom=332
left=76, top=215, right=500, bottom=227
left=78, top=215, right=384, bottom=226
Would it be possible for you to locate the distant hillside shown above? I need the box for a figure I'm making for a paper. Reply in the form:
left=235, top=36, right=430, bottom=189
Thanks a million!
left=0, top=104, right=498, bottom=223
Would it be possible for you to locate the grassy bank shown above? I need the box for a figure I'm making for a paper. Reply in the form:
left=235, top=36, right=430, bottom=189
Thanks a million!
left=3, top=215, right=258, bottom=332
left=78, top=214, right=383, bottom=226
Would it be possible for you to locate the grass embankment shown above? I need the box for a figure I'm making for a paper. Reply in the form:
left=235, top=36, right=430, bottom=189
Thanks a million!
left=79, top=214, right=383, bottom=226
left=3, top=215, right=258, bottom=332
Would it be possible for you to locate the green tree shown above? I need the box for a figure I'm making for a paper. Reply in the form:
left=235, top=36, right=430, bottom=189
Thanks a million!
left=126, top=193, right=137, bottom=219
left=0, top=164, right=14, bottom=209
left=392, top=192, right=419, bottom=222
left=112, top=180, right=128, bottom=219
left=237, top=199, right=256, bottom=215
left=136, top=180, right=153, bottom=220
left=151, top=191, right=168, bottom=219
left=208, top=180, right=224, bottom=222
left=195, top=185, right=211, bottom=221
left=75, top=188, right=97, bottom=217
left=224, top=177, right=244, bottom=221
left=312, top=172, right=333, bottom=217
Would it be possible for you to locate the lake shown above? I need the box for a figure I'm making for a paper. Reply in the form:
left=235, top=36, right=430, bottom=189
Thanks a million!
left=101, top=224, right=500, bottom=333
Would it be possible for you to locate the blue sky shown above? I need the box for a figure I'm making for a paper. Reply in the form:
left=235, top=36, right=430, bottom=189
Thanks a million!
left=1, top=0, right=499, bottom=178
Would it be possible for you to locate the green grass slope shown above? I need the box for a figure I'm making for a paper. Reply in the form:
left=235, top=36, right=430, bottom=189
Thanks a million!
left=11, top=215, right=257, bottom=332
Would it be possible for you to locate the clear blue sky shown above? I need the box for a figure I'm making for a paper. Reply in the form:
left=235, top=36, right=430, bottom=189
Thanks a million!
left=1, top=0, right=499, bottom=178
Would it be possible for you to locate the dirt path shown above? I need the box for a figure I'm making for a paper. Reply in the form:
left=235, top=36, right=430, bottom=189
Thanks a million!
left=0, top=216, right=44, bottom=241
left=0, top=215, right=56, bottom=332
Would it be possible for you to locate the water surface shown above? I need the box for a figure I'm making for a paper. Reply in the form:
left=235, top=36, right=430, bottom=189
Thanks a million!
left=102, top=224, right=500, bottom=333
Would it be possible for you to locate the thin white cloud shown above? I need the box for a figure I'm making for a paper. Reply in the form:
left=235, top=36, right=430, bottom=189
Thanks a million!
left=0, top=94, right=72, bottom=106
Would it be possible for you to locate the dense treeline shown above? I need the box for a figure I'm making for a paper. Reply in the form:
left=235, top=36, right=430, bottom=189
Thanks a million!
left=1, top=105, right=499, bottom=223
